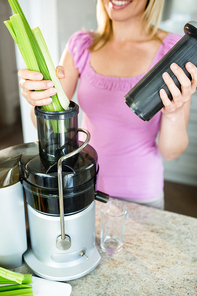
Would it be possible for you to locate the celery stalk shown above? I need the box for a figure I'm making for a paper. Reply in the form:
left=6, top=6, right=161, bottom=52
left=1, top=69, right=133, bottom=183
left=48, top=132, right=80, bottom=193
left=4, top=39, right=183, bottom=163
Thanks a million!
left=0, top=268, right=24, bottom=285
left=5, top=0, right=69, bottom=112
left=4, top=15, right=62, bottom=120
left=33, top=27, right=70, bottom=110
left=4, top=20, right=17, bottom=43
left=0, top=289, right=33, bottom=296
left=20, top=275, right=32, bottom=284
left=0, top=284, right=32, bottom=292
left=10, top=14, right=39, bottom=71
left=7, top=0, right=49, bottom=79
left=0, top=268, right=33, bottom=296
left=0, top=274, right=32, bottom=285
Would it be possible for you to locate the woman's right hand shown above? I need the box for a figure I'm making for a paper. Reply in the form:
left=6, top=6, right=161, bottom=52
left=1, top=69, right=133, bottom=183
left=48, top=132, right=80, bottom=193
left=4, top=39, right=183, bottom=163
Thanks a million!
left=18, top=66, right=66, bottom=107
left=18, top=69, right=56, bottom=106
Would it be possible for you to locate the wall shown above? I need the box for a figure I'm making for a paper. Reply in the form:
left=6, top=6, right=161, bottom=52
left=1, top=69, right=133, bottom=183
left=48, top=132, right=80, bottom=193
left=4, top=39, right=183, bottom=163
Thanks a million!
left=57, top=0, right=97, bottom=126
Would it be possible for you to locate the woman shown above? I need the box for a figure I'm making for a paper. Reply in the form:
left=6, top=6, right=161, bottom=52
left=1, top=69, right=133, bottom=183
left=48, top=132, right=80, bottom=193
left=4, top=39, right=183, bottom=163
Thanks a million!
left=18, top=0, right=197, bottom=209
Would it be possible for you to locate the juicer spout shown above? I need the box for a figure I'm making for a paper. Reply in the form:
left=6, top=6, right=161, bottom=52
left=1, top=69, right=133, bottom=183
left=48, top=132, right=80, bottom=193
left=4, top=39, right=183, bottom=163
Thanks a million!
left=95, top=191, right=109, bottom=203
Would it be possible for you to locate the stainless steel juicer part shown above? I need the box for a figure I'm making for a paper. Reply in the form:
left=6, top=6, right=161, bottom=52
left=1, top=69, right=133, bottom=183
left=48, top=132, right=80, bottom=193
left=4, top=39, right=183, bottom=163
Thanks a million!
left=24, top=200, right=100, bottom=281
left=56, top=128, right=90, bottom=251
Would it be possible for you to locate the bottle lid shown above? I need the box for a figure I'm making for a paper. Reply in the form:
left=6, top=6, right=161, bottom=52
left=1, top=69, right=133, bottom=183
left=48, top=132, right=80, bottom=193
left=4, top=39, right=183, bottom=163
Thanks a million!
left=184, top=21, right=197, bottom=39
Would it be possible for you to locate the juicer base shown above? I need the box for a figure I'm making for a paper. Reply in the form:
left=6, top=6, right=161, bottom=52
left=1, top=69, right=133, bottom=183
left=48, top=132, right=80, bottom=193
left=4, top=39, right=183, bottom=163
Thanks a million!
left=23, top=246, right=101, bottom=281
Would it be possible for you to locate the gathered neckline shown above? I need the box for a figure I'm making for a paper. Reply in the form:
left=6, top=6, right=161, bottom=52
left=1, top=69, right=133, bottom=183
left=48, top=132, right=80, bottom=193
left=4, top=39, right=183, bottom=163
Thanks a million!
left=87, top=33, right=174, bottom=81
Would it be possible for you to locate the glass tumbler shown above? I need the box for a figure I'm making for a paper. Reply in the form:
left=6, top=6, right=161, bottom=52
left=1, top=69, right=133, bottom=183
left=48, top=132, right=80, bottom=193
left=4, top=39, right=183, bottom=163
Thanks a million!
left=101, top=199, right=127, bottom=253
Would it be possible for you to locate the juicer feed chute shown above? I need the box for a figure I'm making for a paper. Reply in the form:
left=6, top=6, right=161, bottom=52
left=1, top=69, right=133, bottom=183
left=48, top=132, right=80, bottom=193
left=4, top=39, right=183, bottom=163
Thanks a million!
left=21, top=101, right=109, bottom=281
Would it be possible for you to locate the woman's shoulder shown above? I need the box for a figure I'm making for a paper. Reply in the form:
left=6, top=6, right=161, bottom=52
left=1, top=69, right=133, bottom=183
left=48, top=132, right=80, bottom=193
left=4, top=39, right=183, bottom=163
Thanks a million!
left=156, top=29, right=182, bottom=57
left=67, top=30, right=94, bottom=53
left=66, top=30, right=94, bottom=74
left=158, top=29, right=182, bottom=47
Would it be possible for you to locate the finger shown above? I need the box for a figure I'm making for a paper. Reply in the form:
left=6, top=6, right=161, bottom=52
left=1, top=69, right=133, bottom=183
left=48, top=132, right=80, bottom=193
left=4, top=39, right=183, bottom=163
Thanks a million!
left=185, top=62, right=197, bottom=94
left=29, top=88, right=57, bottom=101
left=162, top=72, right=182, bottom=106
left=24, top=94, right=53, bottom=107
left=170, top=63, right=191, bottom=99
left=30, top=97, right=53, bottom=107
left=18, top=68, right=43, bottom=80
left=21, top=88, right=57, bottom=105
left=56, top=65, right=65, bottom=79
left=159, top=88, right=172, bottom=109
left=19, top=78, right=54, bottom=91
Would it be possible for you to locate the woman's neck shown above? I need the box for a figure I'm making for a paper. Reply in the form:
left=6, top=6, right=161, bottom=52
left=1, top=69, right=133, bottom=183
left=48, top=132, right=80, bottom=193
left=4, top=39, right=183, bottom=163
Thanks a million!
left=111, top=18, right=150, bottom=43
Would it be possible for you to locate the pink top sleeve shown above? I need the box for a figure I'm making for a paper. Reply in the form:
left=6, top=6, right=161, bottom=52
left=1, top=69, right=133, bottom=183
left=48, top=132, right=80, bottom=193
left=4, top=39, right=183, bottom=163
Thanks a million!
left=67, top=30, right=93, bottom=75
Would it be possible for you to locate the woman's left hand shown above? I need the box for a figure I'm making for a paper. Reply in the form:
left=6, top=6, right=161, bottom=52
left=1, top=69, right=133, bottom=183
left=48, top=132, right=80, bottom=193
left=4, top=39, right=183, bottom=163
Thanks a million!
left=159, top=62, right=197, bottom=115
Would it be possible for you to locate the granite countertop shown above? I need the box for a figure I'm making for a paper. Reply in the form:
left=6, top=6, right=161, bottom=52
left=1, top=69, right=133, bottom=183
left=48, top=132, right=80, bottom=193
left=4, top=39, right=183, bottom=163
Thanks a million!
left=14, top=200, right=197, bottom=295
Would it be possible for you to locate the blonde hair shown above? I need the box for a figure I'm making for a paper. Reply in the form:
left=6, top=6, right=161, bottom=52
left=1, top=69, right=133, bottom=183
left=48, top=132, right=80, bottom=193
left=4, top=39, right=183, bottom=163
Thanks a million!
left=89, top=0, right=165, bottom=51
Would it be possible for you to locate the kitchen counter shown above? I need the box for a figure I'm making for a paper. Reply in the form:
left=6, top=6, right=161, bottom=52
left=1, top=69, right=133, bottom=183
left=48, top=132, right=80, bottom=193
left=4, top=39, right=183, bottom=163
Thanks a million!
left=14, top=200, right=197, bottom=295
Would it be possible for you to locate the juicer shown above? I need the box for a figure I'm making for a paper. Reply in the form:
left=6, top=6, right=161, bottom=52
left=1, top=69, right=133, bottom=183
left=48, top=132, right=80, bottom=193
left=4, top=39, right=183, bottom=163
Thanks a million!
left=20, top=101, right=109, bottom=281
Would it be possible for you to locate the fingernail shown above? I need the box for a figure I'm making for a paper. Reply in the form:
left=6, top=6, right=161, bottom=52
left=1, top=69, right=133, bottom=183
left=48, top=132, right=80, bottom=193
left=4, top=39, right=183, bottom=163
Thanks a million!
left=58, top=69, right=64, bottom=75
left=47, top=82, right=54, bottom=87
left=163, top=72, right=170, bottom=79
left=160, top=89, right=166, bottom=96
left=47, top=98, right=53, bottom=104
left=35, top=73, right=43, bottom=80
left=49, top=88, right=57, bottom=95
left=187, top=62, right=193, bottom=68
left=171, top=63, right=178, bottom=70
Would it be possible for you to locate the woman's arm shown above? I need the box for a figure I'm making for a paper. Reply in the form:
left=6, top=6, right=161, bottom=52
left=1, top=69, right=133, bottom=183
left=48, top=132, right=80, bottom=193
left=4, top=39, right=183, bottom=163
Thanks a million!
left=58, top=46, right=79, bottom=99
left=158, top=62, right=197, bottom=160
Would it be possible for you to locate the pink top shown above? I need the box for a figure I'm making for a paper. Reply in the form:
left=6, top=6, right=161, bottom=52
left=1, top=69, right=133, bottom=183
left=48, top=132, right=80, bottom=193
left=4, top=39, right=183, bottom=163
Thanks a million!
left=67, top=31, right=182, bottom=200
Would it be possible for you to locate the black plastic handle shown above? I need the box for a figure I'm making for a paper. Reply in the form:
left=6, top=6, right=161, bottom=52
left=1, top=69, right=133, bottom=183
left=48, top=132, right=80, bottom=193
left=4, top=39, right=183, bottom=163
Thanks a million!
left=95, top=191, right=109, bottom=203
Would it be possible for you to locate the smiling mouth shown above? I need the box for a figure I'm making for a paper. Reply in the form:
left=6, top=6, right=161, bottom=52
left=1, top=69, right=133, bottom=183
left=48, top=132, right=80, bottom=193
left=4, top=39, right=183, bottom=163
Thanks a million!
left=111, top=0, right=133, bottom=6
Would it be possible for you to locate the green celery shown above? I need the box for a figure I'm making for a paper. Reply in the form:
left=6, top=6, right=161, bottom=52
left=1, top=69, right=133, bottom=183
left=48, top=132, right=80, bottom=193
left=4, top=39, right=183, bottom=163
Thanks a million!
left=0, top=284, right=32, bottom=292
left=20, top=274, right=32, bottom=284
left=0, top=289, right=33, bottom=296
left=5, top=0, right=69, bottom=112
left=0, top=268, right=24, bottom=285
left=33, top=27, right=70, bottom=110
left=0, top=274, right=32, bottom=285
left=7, top=0, right=49, bottom=79
left=4, top=20, right=17, bottom=43
left=10, top=14, right=39, bottom=71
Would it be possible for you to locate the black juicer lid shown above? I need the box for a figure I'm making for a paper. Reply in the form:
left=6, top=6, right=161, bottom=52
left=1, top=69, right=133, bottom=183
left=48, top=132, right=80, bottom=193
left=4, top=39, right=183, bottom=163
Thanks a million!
left=20, top=142, right=98, bottom=190
left=20, top=142, right=99, bottom=215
